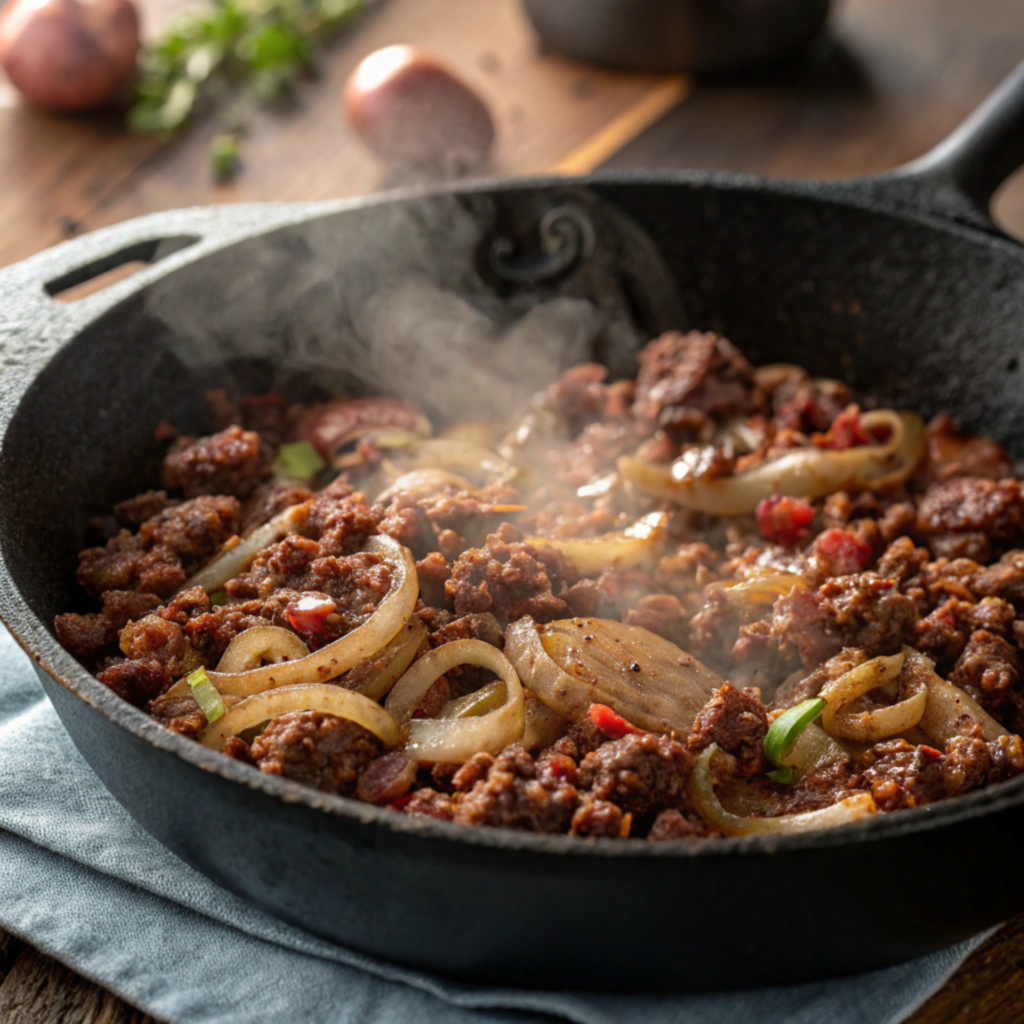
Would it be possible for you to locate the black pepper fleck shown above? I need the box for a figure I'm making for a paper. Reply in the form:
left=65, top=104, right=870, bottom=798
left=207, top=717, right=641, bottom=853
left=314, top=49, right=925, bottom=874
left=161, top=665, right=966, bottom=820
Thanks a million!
left=630, top=662, right=641, bottom=672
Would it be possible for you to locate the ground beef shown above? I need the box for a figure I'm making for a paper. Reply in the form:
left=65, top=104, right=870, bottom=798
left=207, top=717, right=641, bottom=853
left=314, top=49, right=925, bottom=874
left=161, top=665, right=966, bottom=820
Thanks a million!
left=118, top=615, right=189, bottom=674
left=241, top=480, right=313, bottom=533
left=400, top=788, right=455, bottom=820
left=453, top=745, right=578, bottom=833
left=250, top=711, right=382, bottom=796
left=916, top=416, right=1015, bottom=487
left=54, top=612, right=117, bottom=661
left=949, top=630, right=1020, bottom=710
left=96, top=657, right=172, bottom=707
left=114, top=490, right=178, bottom=527
left=445, top=523, right=574, bottom=625
left=162, top=425, right=272, bottom=499
left=139, top=495, right=240, bottom=568
left=876, top=537, right=931, bottom=586
left=648, top=808, right=721, bottom=840
left=818, top=572, right=918, bottom=655
left=356, top=752, right=418, bottom=805
left=632, top=331, right=757, bottom=431
left=547, top=718, right=607, bottom=762
left=569, top=795, right=628, bottom=838
left=914, top=596, right=1016, bottom=671
left=770, top=371, right=852, bottom=435
left=577, top=732, right=693, bottom=819
left=544, top=363, right=611, bottom=436
left=687, top=683, right=768, bottom=777
left=973, top=552, right=1024, bottom=609
left=76, top=533, right=185, bottom=599
left=148, top=693, right=206, bottom=740
left=859, top=739, right=947, bottom=812
left=428, top=612, right=504, bottom=650
left=624, top=593, right=690, bottom=648
left=782, top=761, right=859, bottom=813
left=915, top=477, right=1024, bottom=561
left=769, top=649, right=867, bottom=713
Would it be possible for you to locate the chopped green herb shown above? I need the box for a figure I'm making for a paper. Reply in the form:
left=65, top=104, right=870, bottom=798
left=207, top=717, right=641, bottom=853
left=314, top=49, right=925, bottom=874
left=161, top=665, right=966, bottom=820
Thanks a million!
left=274, top=440, right=326, bottom=482
left=767, top=766, right=795, bottom=785
left=128, top=0, right=368, bottom=177
left=764, top=697, right=827, bottom=768
left=187, top=667, right=225, bottom=723
left=210, top=134, right=241, bottom=183
left=210, top=589, right=228, bottom=606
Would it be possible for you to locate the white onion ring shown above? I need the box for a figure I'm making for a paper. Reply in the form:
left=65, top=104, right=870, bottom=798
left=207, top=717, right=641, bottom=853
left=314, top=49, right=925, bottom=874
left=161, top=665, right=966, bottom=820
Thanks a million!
left=180, top=504, right=307, bottom=595
left=620, top=410, right=926, bottom=515
left=201, top=683, right=401, bottom=749
left=216, top=626, right=310, bottom=674
left=505, top=616, right=721, bottom=735
left=376, top=469, right=474, bottom=505
left=906, top=646, right=1008, bottom=744
left=525, top=512, right=667, bottom=575
left=689, top=745, right=878, bottom=836
left=206, top=536, right=418, bottom=697
left=819, top=651, right=927, bottom=742
left=385, top=639, right=525, bottom=763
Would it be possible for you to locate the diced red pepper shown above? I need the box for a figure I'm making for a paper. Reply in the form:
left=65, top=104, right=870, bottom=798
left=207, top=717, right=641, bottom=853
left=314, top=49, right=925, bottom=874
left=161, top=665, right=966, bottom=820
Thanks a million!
left=755, top=495, right=816, bottom=548
left=919, top=745, right=944, bottom=762
left=813, top=528, right=874, bottom=576
left=590, top=703, right=641, bottom=739
left=811, top=404, right=871, bottom=450
left=286, top=595, right=338, bottom=642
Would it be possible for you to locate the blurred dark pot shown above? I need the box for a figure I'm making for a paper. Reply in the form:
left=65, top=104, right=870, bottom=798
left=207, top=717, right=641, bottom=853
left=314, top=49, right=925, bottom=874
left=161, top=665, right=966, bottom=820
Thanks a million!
left=521, top=0, right=832, bottom=74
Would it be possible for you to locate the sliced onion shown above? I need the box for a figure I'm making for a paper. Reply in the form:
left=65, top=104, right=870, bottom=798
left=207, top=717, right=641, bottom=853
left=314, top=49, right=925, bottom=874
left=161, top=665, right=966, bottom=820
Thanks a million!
left=206, top=535, right=418, bottom=697
left=201, top=683, right=401, bottom=749
left=619, top=410, right=926, bottom=515
left=777, top=721, right=848, bottom=777
left=337, top=617, right=427, bottom=701
left=401, top=438, right=513, bottom=480
left=385, top=639, right=525, bottom=762
left=505, top=616, right=721, bottom=736
left=216, top=626, right=310, bottom=673
left=690, top=745, right=878, bottom=836
left=522, top=692, right=568, bottom=750
left=376, top=468, right=474, bottom=504
left=712, top=569, right=809, bottom=608
left=819, top=651, right=927, bottom=742
left=440, top=680, right=507, bottom=719
left=180, top=504, right=307, bottom=594
left=525, top=512, right=668, bottom=575
left=906, top=646, right=1008, bottom=744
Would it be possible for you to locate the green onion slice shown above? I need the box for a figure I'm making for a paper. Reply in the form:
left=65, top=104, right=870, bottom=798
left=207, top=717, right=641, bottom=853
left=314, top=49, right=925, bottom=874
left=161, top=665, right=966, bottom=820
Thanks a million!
left=274, top=441, right=326, bottom=483
left=764, top=697, right=827, bottom=767
left=210, top=590, right=228, bottom=606
left=187, top=667, right=225, bottom=724
left=767, top=766, right=795, bottom=785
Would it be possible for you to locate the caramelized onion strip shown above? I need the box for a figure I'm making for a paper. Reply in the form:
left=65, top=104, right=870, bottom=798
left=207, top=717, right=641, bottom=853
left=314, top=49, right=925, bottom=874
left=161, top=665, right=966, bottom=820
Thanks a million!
left=201, top=683, right=401, bottom=749
left=819, top=651, right=926, bottom=742
left=206, top=536, right=418, bottom=697
left=339, top=618, right=428, bottom=702
left=906, top=647, right=1008, bottom=744
left=386, top=639, right=525, bottom=763
left=525, top=512, right=668, bottom=575
left=690, top=745, right=878, bottom=836
left=620, top=410, right=926, bottom=515
left=505, top=616, right=721, bottom=735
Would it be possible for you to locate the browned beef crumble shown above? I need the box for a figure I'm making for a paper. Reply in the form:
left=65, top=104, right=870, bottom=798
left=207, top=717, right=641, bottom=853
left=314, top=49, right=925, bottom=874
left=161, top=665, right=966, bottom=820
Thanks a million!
left=250, top=711, right=382, bottom=796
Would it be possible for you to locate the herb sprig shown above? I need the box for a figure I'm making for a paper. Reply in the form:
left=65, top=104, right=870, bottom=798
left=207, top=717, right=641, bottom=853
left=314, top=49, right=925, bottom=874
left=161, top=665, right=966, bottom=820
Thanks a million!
left=129, top=0, right=367, bottom=178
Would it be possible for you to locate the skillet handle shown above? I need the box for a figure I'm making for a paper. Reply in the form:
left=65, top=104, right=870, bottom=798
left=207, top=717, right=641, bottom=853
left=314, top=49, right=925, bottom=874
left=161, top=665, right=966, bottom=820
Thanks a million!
left=874, top=60, right=1024, bottom=232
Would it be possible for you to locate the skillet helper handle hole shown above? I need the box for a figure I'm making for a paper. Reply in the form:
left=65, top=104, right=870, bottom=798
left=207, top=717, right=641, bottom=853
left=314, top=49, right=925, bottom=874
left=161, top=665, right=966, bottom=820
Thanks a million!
left=43, top=234, right=200, bottom=303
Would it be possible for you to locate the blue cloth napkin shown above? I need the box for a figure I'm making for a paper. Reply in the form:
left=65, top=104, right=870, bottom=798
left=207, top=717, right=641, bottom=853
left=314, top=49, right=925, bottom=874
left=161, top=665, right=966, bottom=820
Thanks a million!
left=0, top=625, right=992, bottom=1024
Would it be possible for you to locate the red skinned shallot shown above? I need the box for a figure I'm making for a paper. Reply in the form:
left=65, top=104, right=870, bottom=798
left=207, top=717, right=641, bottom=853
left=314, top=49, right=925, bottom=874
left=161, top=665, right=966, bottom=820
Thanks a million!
left=0, top=0, right=140, bottom=111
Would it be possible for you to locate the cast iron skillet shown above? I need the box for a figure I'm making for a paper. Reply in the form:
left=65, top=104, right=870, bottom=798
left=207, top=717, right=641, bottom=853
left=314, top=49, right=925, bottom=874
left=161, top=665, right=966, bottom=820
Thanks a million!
left=2, top=64, right=1024, bottom=994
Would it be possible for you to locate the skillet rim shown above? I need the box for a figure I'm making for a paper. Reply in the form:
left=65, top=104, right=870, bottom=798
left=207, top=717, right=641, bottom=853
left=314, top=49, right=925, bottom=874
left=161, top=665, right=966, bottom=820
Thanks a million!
left=4, top=168, right=1024, bottom=862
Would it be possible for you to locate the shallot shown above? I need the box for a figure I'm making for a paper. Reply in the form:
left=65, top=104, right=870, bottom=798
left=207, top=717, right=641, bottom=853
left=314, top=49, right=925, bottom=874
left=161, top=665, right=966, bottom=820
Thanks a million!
left=343, top=45, right=495, bottom=172
left=0, top=0, right=140, bottom=111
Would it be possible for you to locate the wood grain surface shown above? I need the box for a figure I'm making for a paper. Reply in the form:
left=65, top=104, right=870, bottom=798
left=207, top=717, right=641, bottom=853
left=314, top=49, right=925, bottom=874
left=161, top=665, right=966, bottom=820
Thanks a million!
left=3, top=0, right=1024, bottom=1021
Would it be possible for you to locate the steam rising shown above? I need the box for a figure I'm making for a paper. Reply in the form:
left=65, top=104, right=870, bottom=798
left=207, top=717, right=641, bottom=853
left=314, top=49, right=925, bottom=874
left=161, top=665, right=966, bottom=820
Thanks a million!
left=144, top=188, right=682, bottom=424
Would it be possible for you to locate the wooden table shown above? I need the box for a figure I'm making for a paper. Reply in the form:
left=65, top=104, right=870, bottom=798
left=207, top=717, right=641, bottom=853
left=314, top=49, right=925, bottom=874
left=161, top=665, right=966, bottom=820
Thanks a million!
left=2, top=0, right=1024, bottom=1019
